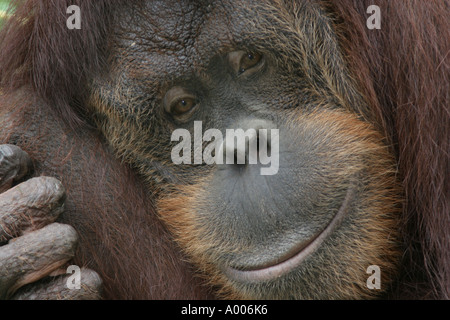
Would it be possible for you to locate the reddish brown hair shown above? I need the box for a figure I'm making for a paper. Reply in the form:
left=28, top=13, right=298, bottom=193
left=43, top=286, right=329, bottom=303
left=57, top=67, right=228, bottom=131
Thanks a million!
left=1, top=0, right=448, bottom=298
left=326, top=0, right=449, bottom=298
left=0, top=0, right=121, bottom=126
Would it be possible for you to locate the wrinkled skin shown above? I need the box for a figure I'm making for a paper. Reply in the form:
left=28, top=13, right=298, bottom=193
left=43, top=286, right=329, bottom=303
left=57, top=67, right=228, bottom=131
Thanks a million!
left=0, top=145, right=102, bottom=300
left=0, top=0, right=402, bottom=299
left=91, top=0, right=401, bottom=299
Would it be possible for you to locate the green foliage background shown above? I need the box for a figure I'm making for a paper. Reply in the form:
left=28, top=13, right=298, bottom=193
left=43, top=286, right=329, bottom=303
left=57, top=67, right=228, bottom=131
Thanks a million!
left=0, top=0, right=12, bottom=28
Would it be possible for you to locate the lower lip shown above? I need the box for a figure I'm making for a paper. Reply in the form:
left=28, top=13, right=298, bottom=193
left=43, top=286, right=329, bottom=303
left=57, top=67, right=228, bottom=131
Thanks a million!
left=223, top=186, right=355, bottom=283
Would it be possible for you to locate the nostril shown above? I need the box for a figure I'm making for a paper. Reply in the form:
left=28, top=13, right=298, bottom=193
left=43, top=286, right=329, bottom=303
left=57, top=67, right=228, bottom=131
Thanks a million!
left=257, top=129, right=273, bottom=157
left=218, top=119, right=277, bottom=169
left=256, top=134, right=261, bottom=154
left=233, top=151, right=240, bottom=165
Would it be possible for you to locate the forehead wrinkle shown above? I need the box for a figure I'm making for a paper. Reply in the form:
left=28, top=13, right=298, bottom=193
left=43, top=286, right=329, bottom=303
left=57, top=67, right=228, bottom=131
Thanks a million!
left=115, top=0, right=270, bottom=84
left=116, top=1, right=218, bottom=81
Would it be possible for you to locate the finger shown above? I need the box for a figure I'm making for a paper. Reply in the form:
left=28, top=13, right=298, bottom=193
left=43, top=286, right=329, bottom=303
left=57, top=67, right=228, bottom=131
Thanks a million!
left=0, top=223, right=78, bottom=299
left=0, top=177, right=66, bottom=243
left=0, top=144, right=33, bottom=193
left=11, top=268, right=103, bottom=300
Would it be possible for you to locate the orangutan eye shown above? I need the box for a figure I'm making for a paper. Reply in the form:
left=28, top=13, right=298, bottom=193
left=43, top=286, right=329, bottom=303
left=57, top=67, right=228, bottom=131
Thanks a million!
left=238, top=52, right=263, bottom=74
left=170, top=97, right=196, bottom=115
left=164, top=87, right=198, bottom=121
left=228, top=50, right=265, bottom=77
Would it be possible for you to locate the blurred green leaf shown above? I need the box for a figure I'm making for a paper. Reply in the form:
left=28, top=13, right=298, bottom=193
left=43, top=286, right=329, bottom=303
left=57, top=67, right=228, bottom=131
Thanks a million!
left=0, top=0, right=12, bottom=28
